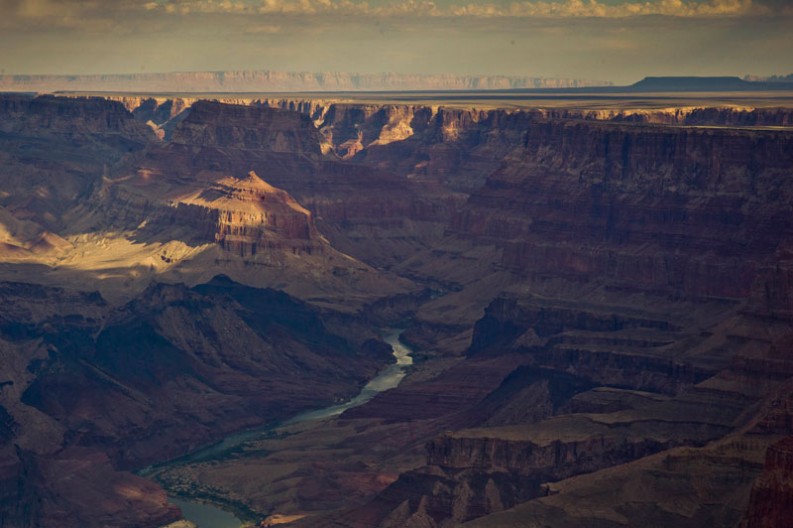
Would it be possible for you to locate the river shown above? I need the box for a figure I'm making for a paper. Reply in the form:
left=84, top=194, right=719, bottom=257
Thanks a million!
left=156, top=330, right=413, bottom=528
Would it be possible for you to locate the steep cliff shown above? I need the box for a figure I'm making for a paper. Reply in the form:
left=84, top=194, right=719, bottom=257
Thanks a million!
left=170, top=100, right=324, bottom=156
left=0, top=94, right=155, bottom=234
left=740, top=436, right=793, bottom=528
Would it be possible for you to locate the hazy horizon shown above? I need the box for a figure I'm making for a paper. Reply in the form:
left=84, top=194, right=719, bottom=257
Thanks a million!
left=1, top=0, right=792, bottom=86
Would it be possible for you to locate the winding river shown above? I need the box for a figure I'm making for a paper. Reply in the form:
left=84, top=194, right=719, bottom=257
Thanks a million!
left=155, top=330, right=414, bottom=528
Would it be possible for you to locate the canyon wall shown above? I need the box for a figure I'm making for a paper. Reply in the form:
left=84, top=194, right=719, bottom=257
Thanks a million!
left=741, top=436, right=793, bottom=528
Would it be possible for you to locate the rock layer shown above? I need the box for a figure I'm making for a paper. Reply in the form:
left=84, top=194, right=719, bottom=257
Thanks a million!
left=741, top=436, right=793, bottom=528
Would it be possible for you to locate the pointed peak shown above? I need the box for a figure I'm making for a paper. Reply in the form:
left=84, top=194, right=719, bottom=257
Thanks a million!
left=240, top=170, right=278, bottom=193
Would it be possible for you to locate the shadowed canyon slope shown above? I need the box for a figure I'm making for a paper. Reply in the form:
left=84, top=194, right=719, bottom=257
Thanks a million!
left=1, top=93, right=793, bottom=527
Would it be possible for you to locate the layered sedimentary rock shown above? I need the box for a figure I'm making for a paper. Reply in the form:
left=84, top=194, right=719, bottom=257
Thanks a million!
left=0, top=94, right=155, bottom=235
left=286, top=111, right=793, bottom=527
left=97, top=169, right=322, bottom=258
left=0, top=277, right=392, bottom=527
left=117, top=98, right=793, bottom=193
left=741, top=436, right=793, bottom=528
left=0, top=95, right=416, bottom=305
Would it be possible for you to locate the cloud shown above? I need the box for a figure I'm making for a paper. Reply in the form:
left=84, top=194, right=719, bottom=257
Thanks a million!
left=454, top=0, right=761, bottom=17
left=0, top=0, right=779, bottom=30
left=244, top=22, right=281, bottom=33
left=0, top=0, right=130, bottom=30
left=135, top=0, right=765, bottom=18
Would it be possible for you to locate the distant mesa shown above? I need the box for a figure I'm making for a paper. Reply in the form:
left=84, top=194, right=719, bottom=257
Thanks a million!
left=630, top=76, right=793, bottom=92
left=0, top=70, right=611, bottom=94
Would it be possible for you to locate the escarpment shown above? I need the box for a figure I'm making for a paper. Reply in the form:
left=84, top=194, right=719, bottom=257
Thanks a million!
left=286, top=108, right=793, bottom=528
left=741, top=436, right=793, bottom=528
left=169, top=100, right=325, bottom=156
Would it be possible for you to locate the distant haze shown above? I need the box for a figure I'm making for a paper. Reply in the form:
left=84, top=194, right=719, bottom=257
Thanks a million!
left=0, top=0, right=792, bottom=85
left=0, top=71, right=612, bottom=93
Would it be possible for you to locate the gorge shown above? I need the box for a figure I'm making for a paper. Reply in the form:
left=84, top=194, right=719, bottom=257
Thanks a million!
left=0, top=89, right=792, bottom=528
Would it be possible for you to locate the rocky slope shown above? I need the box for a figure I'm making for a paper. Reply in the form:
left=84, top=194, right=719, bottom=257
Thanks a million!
left=0, top=95, right=416, bottom=306
left=0, top=277, right=393, bottom=527
left=0, top=94, right=155, bottom=236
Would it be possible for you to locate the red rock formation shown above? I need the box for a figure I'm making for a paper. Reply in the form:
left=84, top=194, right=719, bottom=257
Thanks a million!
left=450, top=121, right=793, bottom=302
left=171, top=171, right=321, bottom=257
left=171, top=100, right=324, bottom=156
left=741, top=436, right=793, bottom=528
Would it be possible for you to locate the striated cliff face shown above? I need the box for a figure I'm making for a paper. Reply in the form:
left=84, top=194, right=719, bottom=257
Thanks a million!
left=170, top=100, right=324, bottom=156
left=109, top=97, right=793, bottom=202
left=0, top=94, right=155, bottom=140
left=97, top=170, right=323, bottom=258
left=451, top=120, right=793, bottom=302
left=0, top=94, right=155, bottom=236
left=181, top=171, right=317, bottom=256
left=740, top=436, right=793, bottom=528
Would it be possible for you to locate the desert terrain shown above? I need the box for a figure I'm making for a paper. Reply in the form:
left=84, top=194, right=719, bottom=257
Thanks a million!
left=1, top=85, right=792, bottom=528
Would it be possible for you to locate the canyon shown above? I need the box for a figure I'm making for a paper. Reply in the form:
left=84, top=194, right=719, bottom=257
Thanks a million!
left=0, top=89, right=792, bottom=528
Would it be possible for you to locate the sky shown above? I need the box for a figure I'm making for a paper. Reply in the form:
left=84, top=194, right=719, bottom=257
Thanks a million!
left=0, top=0, right=792, bottom=84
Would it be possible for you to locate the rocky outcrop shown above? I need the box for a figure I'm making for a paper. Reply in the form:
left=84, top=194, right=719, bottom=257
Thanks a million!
left=147, top=171, right=321, bottom=257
